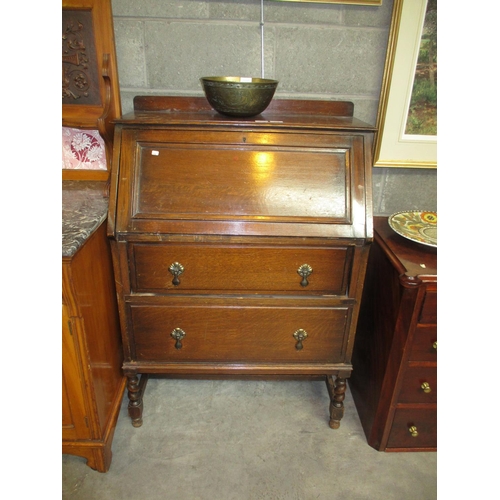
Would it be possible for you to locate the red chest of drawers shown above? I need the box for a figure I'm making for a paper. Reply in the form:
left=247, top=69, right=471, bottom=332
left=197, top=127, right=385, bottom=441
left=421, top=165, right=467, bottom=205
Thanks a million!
left=349, top=216, right=437, bottom=451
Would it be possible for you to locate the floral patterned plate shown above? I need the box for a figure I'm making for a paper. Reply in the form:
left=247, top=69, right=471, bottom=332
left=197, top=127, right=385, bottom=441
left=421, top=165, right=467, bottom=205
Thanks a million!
left=388, top=210, right=437, bottom=248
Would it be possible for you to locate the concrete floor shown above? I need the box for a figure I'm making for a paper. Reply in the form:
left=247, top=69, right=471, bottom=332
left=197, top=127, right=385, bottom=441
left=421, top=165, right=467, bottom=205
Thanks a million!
left=62, top=378, right=437, bottom=499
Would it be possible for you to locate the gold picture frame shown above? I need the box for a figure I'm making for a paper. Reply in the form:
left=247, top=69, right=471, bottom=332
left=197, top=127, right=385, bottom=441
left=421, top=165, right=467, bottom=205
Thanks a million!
left=374, top=0, right=437, bottom=168
left=273, top=1, right=382, bottom=4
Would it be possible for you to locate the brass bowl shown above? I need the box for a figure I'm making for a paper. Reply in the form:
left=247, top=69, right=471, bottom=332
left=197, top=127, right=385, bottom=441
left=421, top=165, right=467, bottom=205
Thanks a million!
left=200, top=76, right=279, bottom=117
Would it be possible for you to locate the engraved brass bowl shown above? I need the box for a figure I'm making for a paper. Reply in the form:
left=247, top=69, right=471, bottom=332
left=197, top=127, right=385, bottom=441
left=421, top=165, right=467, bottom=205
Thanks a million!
left=200, top=76, right=279, bottom=117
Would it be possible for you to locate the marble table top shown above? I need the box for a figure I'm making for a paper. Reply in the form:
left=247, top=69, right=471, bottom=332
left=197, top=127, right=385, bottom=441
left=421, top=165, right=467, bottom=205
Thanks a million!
left=62, top=181, right=109, bottom=257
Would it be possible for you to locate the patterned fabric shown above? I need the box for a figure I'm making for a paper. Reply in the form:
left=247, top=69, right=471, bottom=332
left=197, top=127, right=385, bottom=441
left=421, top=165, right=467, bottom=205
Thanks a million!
left=62, top=127, right=107, bottom=170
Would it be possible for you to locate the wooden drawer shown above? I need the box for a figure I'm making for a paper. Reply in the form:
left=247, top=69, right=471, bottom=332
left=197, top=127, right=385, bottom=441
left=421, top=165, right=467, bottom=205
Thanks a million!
left=419, top=290, right=437, bottom=324
left=409, top=325, right=437, bottom=362
left=386, top=407, right=436, bottom=450
left=128, top=299, right=349, bottom=364
left=398, top=365, right=437, bottom=404
left=130, top=243, right=352, bottom=295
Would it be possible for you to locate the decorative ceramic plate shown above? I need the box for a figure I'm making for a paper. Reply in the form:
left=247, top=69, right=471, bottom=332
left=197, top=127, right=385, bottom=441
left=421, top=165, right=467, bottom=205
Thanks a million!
left=388, top=210, right=437, bottom=247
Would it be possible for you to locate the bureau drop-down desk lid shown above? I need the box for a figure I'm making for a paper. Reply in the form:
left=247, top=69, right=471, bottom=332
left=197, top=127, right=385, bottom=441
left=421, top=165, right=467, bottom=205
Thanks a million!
left=108, top=96, right=375, bottom=241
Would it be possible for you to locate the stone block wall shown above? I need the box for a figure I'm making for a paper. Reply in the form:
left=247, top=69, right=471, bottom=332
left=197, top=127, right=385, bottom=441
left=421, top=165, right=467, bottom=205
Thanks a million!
left=110, top=0, right=437, bottom=215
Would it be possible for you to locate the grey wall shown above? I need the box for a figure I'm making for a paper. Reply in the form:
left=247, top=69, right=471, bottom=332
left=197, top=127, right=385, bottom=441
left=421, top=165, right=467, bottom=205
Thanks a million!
left=111, top=0, right=437, bottom=215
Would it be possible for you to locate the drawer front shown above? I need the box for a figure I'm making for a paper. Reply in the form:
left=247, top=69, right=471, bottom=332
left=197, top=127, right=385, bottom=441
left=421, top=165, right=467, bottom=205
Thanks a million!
left=419, top=290, right=437, bottom=324
left=409, top=325, right=437, bottom=362
left=128, top=301, right=349, bottom=364
left=386, top=408, right=437, bottom=449
left=131, top=243, right=351, bottom=295
left=398, top=365, right=437, bottom=404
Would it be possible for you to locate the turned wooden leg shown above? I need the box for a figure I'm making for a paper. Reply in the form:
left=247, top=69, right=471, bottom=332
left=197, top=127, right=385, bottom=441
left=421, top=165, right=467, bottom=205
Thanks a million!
left=127, top=373, right=148, bottom=427
left=326, top=375, right=346, bottom=429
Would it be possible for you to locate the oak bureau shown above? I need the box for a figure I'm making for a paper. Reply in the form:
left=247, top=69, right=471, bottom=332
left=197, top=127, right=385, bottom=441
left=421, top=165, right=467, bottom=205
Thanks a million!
left=107, top=96, right=375, bottom=429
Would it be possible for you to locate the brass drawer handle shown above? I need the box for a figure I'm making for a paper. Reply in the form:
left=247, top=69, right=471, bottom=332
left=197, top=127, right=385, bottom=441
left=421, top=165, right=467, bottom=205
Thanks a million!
left=408, top=425, right=419, bottom=437
left=421, top=382, right=432, bottom=393
left=432, top=341, right=437, bottom=350
left=169, top=262, right=184, bottom=286
left=171, top=328, right=186, bottom=349
left=293, top=329, right=308, bottom=350
left=297, top=264, right=313, bottom=287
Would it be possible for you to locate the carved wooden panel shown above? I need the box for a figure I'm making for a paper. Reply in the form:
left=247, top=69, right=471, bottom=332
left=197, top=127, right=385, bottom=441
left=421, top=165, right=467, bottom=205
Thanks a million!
left=62, top=9, right=101, bottom=105
left=62, top=0, right=122, bottom=180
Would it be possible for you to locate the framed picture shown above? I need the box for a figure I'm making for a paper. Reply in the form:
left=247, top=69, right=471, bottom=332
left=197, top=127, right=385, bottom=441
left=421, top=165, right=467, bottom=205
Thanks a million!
left=273, top=1, right=382, bottom=4
left=374, top=0, right=437, bottom=168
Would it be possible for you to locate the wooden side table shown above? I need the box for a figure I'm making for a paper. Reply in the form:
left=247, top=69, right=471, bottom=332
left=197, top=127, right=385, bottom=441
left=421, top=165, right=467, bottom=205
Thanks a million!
left=63, top=181, right=125, bottom=471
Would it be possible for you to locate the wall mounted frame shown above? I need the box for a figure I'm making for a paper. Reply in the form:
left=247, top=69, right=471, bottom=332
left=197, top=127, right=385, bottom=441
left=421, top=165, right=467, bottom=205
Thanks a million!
left=274, top=1, right=382, bottom=4
left=374, top=0, right=437, bottom=168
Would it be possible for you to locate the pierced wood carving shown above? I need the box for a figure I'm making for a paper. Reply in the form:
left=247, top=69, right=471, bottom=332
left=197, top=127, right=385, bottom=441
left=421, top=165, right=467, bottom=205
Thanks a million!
left=62, top=9, right=101, bottom=105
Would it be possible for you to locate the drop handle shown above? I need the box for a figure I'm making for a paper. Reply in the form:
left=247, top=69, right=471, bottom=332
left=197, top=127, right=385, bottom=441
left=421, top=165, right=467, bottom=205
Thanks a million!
left=408, top=426, right=419, bottom=437
left=171, top=328, right=186, bottom=349
left=297, top=264, right=313, bottom=287
left=169, top=262, right=184, bottom=286
left=432, top=341, right=437, bottom=350
left=421, top=382, right=432, bottom=393
left=293, top=329, right=308, bottom=350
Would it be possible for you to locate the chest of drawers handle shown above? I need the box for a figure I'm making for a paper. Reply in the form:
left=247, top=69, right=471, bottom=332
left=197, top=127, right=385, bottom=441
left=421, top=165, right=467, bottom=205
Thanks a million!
left=168, top=262, right=184, bottom=286
left=408, top=425, right=419, bottom=437
left=297, top=264, right=313, bottom=287
left=432, top=341, right=437, bottom=350
left=293, top=329, right=308, bottom=350
left=420, top=382, right=432, bottom=393
left=171, top=328, right=186, bottom=349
